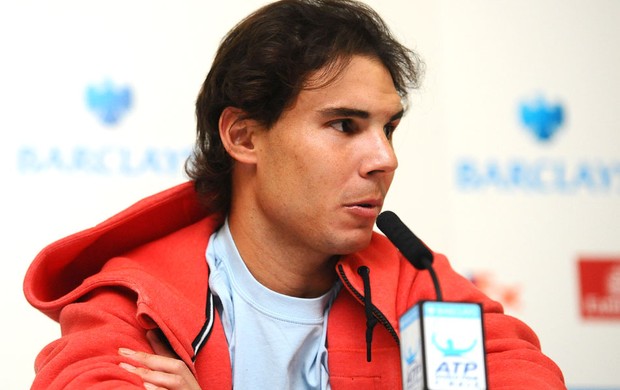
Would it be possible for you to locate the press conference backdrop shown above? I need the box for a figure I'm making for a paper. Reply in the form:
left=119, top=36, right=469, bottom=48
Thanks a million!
left=2, top=1, right=618, bottom=389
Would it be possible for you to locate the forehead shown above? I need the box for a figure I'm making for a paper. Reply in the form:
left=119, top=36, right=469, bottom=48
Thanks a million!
left=295, top=56, right=403, bottom=115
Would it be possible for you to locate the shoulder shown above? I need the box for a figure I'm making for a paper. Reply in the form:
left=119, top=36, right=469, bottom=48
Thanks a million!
left=24, top=181, right=223, bottom=320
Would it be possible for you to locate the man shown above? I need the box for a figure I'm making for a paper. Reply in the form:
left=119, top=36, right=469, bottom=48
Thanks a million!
left=24, top=0, right=566, bottom=389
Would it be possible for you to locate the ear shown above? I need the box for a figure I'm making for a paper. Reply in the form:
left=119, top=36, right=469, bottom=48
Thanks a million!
left=219, top=107, right=258, bottom=164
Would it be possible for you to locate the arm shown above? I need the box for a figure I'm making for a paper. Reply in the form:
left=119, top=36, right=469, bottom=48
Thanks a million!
left=32, top=287, right=164, bottom=389
left=118, top=330, right=201, bottom=390
left=483, top=311, right=566, bottom=389
left=431, top=254, right=566, bottom=389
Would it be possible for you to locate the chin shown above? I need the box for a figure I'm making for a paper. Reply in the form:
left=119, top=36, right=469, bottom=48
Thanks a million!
left=331, top=231, right=374, bottom=255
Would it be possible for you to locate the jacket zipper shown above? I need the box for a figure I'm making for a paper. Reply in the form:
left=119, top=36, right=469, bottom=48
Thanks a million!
left=336, top=264, right=400, bottom=345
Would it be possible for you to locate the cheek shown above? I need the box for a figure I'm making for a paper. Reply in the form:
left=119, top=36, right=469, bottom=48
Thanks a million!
left=297, top=150, right=345, bottom=188
left=269, top=151, right=339, bottom=210
left=259, top=148, right=309, bottom=199
left=258, top=127, right=346, bottom=201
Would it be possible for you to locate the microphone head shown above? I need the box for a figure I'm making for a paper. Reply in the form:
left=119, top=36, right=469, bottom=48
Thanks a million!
left=376, top=210, right=433, bottom=270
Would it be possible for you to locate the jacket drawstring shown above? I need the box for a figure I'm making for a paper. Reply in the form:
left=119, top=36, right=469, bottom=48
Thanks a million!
left=357, top=266, right=377, bottom=362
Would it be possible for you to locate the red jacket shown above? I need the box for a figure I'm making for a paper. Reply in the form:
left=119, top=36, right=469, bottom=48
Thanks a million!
left=24, top=182, right=565, bottom=389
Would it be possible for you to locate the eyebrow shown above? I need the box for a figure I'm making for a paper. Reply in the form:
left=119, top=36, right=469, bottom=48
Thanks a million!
left=319, top=107, right=404, bottom=122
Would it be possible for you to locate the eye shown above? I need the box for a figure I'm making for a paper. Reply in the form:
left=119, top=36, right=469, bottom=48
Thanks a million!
left=330, top=119, right=357, bottom=133
left=383, top=123, right=397, bottom=140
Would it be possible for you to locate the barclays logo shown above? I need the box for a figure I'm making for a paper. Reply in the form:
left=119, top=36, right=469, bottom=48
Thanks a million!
left=17, top=145, right=191, bottom=177
left=519, top=96, right=565, bottom=142
left=85, top=80, right=133, bottom=126
left=454, top=93, right=620, bottom=195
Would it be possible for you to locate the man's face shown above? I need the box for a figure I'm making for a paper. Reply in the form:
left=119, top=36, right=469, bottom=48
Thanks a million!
left=251, top=55, right=403, bottom=259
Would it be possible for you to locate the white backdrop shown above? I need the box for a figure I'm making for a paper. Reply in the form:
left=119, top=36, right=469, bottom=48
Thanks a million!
left=2, top=1, right=619, bottom=389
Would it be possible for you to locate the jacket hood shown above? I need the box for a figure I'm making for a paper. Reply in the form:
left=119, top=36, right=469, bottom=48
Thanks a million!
left=23, top=181, right=218, bottom=321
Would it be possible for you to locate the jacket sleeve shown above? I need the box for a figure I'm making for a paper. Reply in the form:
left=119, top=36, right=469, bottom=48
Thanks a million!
left=430, top=254, right=567, bottom=389
left=32, top=287, right=157, bottom=390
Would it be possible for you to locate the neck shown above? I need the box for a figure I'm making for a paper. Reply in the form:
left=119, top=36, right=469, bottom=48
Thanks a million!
left=227, top=211, right=339, bottom=299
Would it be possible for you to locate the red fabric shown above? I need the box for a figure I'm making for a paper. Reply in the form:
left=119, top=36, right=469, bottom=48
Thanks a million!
left=24, top=181, right=566, bottom=389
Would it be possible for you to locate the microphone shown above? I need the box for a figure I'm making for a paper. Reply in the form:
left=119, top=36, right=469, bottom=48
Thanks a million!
left=376, top=211, right=488, bottom=389
left=376, top=211, right=442, bottom=301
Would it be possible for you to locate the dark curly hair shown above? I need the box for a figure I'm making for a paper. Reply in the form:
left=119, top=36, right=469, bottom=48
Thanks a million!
left=185, top=0, right=423, bottom=213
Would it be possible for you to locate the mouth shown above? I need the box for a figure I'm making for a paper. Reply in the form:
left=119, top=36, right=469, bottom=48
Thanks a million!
left=344, top=201, right=382, bottom=220
left=344, top=199, right=383, bottom=213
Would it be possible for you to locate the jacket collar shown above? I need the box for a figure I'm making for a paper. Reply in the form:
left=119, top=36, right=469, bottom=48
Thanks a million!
left=336, top=233, right=407, bottom=339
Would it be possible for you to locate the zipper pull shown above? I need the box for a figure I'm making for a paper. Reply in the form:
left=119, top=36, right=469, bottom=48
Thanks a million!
left=358, top=266, right=377, bottom=362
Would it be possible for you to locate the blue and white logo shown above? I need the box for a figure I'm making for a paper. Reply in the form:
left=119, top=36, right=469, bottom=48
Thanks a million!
left=15, top=79, right=190, bottom=178
left=405, top=345, right=419, bottom=365
left=455, top=93, right=620, bottom=195
left=432, top=334, right=477, bottom=357
left=17, top=145, right=191, bottom=176
left=519, top=96, right=564, bottom=142
left=423, top=302, right=486, bottom=388
left=85, top=80, right=133, bottom=126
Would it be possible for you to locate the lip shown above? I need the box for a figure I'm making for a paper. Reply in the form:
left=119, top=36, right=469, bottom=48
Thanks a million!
left=344, top=199, right=383, bottom=219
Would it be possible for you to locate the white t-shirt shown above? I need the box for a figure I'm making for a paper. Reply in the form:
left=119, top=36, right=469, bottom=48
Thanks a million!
left=206, top=220, right=341, bottom=389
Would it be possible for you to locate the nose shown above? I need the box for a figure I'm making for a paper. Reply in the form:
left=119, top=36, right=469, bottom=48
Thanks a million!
left=360, top=128, right=398, bottom=177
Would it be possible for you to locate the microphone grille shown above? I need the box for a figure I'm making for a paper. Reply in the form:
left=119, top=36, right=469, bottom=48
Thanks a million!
left=376, top=211, right=433, bottom=270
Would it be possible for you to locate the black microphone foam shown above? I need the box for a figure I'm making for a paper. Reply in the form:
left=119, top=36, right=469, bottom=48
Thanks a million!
left=376, top=210, right=433, bottom=270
